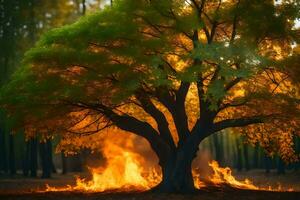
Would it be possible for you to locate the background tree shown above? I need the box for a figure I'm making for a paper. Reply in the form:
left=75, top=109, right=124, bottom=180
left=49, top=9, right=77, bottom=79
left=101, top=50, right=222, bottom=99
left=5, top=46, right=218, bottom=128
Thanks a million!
left=0, top=0, right=109, bottom=177
left=1, top=0, right=300, bottom=193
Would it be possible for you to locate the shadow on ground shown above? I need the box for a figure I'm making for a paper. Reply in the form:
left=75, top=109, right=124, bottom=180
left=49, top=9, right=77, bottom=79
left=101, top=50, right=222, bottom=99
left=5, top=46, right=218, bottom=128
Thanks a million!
left=1, top=186, right=300, bottom=200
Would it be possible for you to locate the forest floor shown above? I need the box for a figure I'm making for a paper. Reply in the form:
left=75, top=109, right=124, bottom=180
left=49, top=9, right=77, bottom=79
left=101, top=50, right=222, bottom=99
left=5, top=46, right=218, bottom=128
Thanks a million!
left=0, top=170, right=300, bottom=200
left=1, top=189, right=300, bottom=200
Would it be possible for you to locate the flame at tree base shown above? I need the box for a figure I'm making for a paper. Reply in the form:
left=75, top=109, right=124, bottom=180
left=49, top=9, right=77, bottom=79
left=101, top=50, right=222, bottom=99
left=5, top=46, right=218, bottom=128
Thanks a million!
left=46, top=150, right=161, bottom=192
left=45, top=132, right=293, bottom=193
left=45, top=158, right=294, bottom=193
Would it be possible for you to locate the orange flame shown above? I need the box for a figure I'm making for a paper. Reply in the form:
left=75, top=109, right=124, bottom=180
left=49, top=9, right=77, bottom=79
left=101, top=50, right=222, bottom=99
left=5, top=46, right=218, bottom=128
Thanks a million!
left=46, top=134, right=161, bottom=192
left=45, top=134, right=293, bottom=193
left=206, top=160, right=294, bottom=192
left=208, top=160, right=258, bottom=190
left=71, top=150, right=160, bottom=192
left=45, top=157, right=294, bottom=193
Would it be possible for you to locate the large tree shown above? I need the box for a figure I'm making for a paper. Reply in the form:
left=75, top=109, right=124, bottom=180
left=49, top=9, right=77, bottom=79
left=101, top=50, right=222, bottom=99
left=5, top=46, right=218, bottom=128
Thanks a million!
left=1, top=0, right=300, bottom=193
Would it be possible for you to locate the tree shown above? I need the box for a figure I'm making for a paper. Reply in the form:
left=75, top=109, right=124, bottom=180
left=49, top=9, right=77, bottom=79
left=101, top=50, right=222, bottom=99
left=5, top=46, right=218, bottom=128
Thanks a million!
left=0, top=0, right=84, bottom=176
left=235, top=136, right=243, bottom=171
left=29, top=137, right=38, bottom=177
left=39, top=139, right=53, bottom=178
left=8, top=134, right=16, bottom=175
left=1, top=0, right=300, bottom=193
left=0, top=111, right=8, bottom=174
left=212, top=133, right=224, bottom=165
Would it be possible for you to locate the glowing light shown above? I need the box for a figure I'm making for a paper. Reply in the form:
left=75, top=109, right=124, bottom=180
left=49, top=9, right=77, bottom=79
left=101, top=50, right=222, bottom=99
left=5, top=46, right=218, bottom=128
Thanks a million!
left=46, top=136, right=161, bottom=192
left=44, top=137, right=293, bottom=193
left=207, top=160, right=294, bottom=192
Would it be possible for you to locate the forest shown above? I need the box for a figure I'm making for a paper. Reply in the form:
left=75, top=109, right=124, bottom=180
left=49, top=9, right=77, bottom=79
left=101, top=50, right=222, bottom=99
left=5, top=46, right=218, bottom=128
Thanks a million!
left=0, top=0, right=300, bottom=199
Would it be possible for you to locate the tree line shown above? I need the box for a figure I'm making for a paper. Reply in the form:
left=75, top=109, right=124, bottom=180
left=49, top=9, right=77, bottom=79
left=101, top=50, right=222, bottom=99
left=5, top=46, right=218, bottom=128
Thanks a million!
left=0, top=0, right=109, bottom=178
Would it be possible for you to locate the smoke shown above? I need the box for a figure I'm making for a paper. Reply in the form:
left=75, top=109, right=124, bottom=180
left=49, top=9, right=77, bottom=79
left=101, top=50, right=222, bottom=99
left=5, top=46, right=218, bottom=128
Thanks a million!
left=193, top=149, right=214, bottom=181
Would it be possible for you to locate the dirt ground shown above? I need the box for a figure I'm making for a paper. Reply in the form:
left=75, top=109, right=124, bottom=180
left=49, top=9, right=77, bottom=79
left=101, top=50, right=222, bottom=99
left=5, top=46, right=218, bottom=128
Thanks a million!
left=0, top=170, right=300, bottom=200
left=1, top=189, right=300, bottom=200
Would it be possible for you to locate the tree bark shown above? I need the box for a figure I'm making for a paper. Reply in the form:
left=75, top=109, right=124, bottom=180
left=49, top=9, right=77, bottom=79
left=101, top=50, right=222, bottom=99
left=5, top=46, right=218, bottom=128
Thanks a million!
left=293, top=137, right=300, bottom=171
left=0, top=125, right=7, bottom=173
left=8, top=134, right=16, bottom=176
left=235, top=137, right=243, bottom=171
left=82, top=0, right=86, bottom=15
left=264, top=154, right=272, bottom=174
left=277, top=157, right=285, bottom=175
left=61, top=151, right=67, bottom=174
left=153, top=134, right=202, bottom=193
left=30, top=138, right=38, bottom=177
left=39, top=139, right=52, bottom=178
left=48, top=140, right=57, bottom=173
left=253, top=144, right=259, bottom=169
left=153, top=151, right=195, bottom=193
left=22, top=141, right=30, bottom=176
left=213, top=134, right=223, bottom=165
left=243, top=143, right=250, bottom=171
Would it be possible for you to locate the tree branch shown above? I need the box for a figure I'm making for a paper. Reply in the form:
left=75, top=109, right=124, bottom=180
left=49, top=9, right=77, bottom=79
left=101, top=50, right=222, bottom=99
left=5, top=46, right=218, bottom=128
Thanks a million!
left=135, top=93, right=176, bottom=149
left=217, top=99, right=248, bottom=113
left=224, top=77, right=242, bottom=91
left=63, top=100, right=169, bottom=155
left=230, top=0, right=240, bottom=44
left=212, top=115, right=274, bottom=133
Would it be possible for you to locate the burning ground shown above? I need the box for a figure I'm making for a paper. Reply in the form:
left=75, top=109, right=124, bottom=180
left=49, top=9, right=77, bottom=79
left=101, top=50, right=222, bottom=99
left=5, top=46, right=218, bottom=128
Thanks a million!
left=0, top=185, right=300, bottom=200
left=1, top=161, right=300, bottom=200
left=1, top=132, right=300, bottom=199
left=1, top=150, right=300, bottom=200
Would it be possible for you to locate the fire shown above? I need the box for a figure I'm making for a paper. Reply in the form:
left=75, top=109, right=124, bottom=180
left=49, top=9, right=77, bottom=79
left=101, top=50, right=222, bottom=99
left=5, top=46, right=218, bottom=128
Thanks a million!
left=72, top=152, right=153, bottom=191
left=73, top=150, right=160, bottom=192
left=45, top=157, right=293, bottom=193
left=206, top=160, right=294, bottom=192
left=208, top=160, right=258, bottom=190
left=46, top=150, right=160, bottom=192
left=46, top=133, right=161, bottom=192
left=207, top=160, right=259, bottom=190
left=45, top=133, right=293, bottom=193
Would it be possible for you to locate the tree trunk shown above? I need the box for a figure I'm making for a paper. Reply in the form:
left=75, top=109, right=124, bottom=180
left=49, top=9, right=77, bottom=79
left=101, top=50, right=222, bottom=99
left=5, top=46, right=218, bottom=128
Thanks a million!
left=39, top=139, right=52, bottom=178
left=48, top=140, right=57, bottom=173
left=153, top=136, right=200, bottom=193
left=212, top=134, right=223, bottom=166
left=30, top=138, right=38, bottom=177
left=153, top=152, right=195, bottom=193
left=61, top=151, right=67, bottom=174
left=264, top=154, right=272, bottom=174
left=8, top=134, right=16, bottom=176
left=170, top=152, right=195, bottom=193
left=22, top=141, right=30, bottom=176
left=0, top=125, right=7, bottom=173
left=235, top=137, right=243, bottom=171
left=46, top=139, right=53, bottom=176
left=82, top=0, right=86, bottom=15
left=253, top=144, right=259, bottom=169
left=243, top=143, right=250, bottom=171
left=277, top=157, right=285, bottom=175
left=294, top=137, right=300, bottom=171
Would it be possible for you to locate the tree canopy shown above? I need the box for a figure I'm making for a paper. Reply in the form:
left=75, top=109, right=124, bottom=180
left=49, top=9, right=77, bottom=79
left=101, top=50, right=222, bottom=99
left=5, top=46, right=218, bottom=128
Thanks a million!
left=1, top=0, right=300, bottom=192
